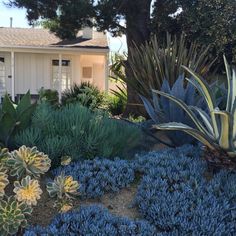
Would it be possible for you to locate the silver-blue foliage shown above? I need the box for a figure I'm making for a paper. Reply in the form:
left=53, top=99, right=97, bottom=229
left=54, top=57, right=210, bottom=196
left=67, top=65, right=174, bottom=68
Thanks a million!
left=24, top=205, right=156, bottom=236
left=25, top=145, right=236, bottom=235
left=135, top=145, right=236, bottom=234
left=52, top=158, right=135, bottom=198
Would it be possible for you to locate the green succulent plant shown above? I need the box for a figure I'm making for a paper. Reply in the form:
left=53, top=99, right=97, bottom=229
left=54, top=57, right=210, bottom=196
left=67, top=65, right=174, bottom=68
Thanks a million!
left=7, top=145, right=51, bottom=179
left=14, top=175, right=43, bottom=206
left=0, top=196, right=32, bottom=236
left=154, top=56, right=236, bottom=169
left=0, top=91, right=36, bottom=148
left=0, top=169, right=9, bottom=198
left=47, top=173, right=79, bottom=200
left=0, top=147, right=10, bottom=170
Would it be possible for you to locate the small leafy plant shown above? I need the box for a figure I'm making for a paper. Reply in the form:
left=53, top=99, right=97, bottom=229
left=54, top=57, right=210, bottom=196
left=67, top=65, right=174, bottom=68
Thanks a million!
left=47, top=173, right=79, bottom=212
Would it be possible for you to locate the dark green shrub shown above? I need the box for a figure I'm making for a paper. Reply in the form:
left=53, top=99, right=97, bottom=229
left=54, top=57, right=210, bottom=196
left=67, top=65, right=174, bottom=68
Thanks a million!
left=38, top=87, right=59, bottom=107
left=107, top=95, right=126, bottom=116
left=61, top=82, right=105, bottom=110
left=15, top=103, right=141, bottom=167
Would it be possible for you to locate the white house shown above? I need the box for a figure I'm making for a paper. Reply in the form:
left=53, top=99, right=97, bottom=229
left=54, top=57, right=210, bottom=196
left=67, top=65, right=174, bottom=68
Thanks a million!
left=0, top=27, right=109, bottom=101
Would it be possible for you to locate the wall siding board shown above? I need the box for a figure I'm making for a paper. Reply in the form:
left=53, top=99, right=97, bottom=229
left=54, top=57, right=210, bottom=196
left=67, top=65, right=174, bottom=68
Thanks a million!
left=0, top=51, right=107, bottom=96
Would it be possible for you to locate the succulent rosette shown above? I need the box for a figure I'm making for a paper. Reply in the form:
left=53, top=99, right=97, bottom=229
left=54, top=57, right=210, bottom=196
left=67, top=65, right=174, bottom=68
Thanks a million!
left=14, top=175, right=42, bottom=206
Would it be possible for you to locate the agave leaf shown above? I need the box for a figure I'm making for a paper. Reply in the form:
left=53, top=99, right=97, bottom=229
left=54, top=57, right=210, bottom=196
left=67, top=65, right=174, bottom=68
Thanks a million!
left=213, top=110, right=232, bottom=150
left=189, top=106, right=214, bottom=136
left=183, top=67, right=219, bottom=138
left=155, top=122, right=217, bottom=150
left=223, top=55, right=233, bottom=112
left=140, top=95, right=159, bottom=123
left=152, top=90, right=210, bottom=135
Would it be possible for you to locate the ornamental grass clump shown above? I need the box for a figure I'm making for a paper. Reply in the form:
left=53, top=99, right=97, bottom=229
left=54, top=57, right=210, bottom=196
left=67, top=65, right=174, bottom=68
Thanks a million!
left=153, top=56, right=236, bottom=170
left=7, top=145, right=51, bottom=179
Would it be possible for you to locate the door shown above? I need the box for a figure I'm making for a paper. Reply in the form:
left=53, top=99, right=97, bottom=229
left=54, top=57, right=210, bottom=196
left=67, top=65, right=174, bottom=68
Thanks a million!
left=0, top=57, right=6, bottom=98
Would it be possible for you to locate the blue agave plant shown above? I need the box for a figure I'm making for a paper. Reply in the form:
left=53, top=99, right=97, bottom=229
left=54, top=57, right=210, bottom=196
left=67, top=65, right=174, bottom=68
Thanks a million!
left=141, top=75, right=205, bottom=146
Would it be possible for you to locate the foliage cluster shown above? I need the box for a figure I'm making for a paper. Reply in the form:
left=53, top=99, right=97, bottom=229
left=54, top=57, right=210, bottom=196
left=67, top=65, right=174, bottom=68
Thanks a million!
left=123, top=34, right=214, bottom=100
left=24, top=145, right=236, bottom=235
left=152, top=0, right=236, bottom=63
left=52, top=158, right=135, bottom=199
left=38, top=87, right=59, bottom=107
left=134, top=145, right=236, bottom=234
left=0, top=92, right=36, bottom=148
left=154, top=57, right=236, bottom=167
left=15, top=103, right=141, bottom=167
left=0, top=146, right=79, bottom=235
left=61, top=82, right=106, bottom=111
left=0, top=146, right=49, bottom=235
left=24, top=205, right=156, bottom=236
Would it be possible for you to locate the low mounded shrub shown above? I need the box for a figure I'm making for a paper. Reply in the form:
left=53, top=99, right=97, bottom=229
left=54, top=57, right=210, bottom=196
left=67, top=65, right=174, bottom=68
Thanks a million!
left=52, top=158, right=135, bottom=198
left=61, top=82, right=105, bottom=110
left=135, top=145, right=236, bottom=234
left=24, top=205, right=156, bottom=236
left=15, top=103, right=141, bottom=167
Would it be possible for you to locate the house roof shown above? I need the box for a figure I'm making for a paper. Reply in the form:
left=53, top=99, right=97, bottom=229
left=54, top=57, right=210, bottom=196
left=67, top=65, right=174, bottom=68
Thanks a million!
left=0, top=27, right=108, bottom=49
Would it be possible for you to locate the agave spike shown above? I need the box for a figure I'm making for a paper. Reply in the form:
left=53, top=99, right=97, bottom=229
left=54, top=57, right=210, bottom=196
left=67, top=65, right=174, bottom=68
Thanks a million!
left=152, top=90, right=212, bottom=137
left=182, top=66, right=219, bottom=139
left=189, top=106, right=214, bottom=136
left=155, top=123, right=217, bottom=150
left=213, top=110, right=232, bottom=150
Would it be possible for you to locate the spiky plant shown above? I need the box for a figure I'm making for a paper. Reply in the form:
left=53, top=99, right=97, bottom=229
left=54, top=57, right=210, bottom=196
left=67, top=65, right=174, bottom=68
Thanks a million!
left=154, top=56, right=236, bottom=170
left=7, top=145, right=51, bottom=179
left=117, top=33, right=215, bottom=100
left=14, top=175, right=42, bottom=206
left=0, top=169, right=9, bottom=198
left=0, top=196, right=32, bottom=236
left=47, top=173, right=79, bottom=200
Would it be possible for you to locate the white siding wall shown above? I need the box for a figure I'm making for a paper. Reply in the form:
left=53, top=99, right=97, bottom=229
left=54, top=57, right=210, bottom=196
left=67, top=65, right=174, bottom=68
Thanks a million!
left=79, top=54, right=106, bottom=90
left=0, top=51, right=107, bottom=96
left=15, top=53, right=55, bottom=94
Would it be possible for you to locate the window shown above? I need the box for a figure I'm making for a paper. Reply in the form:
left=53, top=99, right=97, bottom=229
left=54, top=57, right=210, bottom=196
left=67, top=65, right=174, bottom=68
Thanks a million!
left=82, top=66, right=93, bottom=79
left=0, top=57, right=6, bottom=95
left=52, top=59, right=71, bottom=91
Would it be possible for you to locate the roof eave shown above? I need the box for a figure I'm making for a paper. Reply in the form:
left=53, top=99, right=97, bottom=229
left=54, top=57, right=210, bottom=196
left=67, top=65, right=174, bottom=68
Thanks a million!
left=0, top=45, right=109, bottom=53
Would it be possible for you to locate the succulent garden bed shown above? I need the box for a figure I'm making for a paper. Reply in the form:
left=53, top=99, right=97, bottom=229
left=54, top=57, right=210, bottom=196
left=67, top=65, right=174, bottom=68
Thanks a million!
left=3, top=144, right=233, bottom=235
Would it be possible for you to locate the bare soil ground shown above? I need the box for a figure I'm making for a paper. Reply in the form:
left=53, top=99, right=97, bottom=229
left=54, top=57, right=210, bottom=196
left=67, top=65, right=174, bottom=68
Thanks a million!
left=28, top=182, right=140, bottom=227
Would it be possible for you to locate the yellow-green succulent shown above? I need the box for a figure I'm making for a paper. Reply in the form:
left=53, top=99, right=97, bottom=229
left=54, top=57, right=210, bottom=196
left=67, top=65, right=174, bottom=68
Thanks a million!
left=14, top=175, right=42, bottom=206
left=47, top=173, right=79, bottom=200
left=0, top=169, right=9, bottom=198
left=7, top=145, right=51, bottom=179
left=0, top=147, right=10, bottom=170
left=0, top=196, right=32, bottom=236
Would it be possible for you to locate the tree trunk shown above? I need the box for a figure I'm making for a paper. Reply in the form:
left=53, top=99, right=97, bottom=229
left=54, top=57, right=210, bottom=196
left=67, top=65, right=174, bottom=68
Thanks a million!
left=123, top=0, right=152, bottom=117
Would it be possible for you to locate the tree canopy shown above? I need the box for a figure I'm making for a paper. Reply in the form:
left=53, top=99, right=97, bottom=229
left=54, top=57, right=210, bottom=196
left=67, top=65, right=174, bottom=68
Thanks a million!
left=152, top=0, right=236, bottom=63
